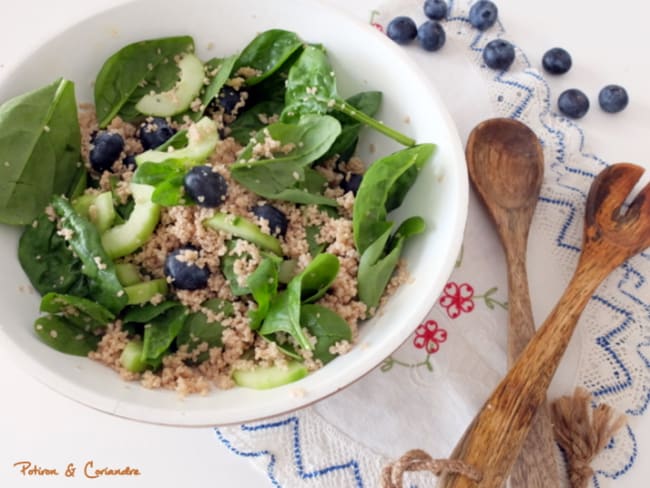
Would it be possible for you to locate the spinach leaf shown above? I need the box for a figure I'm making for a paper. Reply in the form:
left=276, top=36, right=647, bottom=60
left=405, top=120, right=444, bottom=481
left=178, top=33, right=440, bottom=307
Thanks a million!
left=141, top=304, right=188, bottom=366
left=247, top=254, right=281, bottom=330
left=321, top=91, right=382, bottom=161
left=0, top=78, right=81, bottom=225
left=230, top=114, right=341, bottom=201
left=123, top=300, right=181, bottom=325
left=221, top=248, right=252, bottom=296
left=34, top=315, right=100, bottom=356
left=260, top=253, right=339, bottom=349
left=40, top=293, right=115, bottom=333
left=306, top=226, right=325, bottom=257
left=18, top=213, right=88, bottom=297
left=357, top=217, right=425, bottom=310
left=195, top=55, right=238, bottom=119
left=300, top=304, right=351, bottom=364
left=352, top=144, right=434, bottom=255
left=233, top=30, right=303, bottom=86
left=282, top=46, right=414, bottom=146
left=133, top=159, right=188, bottom=206
left=177, top=298, right=233, bottom=361
left=51, top=196, right=127, bottom=314
left=94, top=36, right=194, bottom=127
left=229, top=100, right=284, bottom=145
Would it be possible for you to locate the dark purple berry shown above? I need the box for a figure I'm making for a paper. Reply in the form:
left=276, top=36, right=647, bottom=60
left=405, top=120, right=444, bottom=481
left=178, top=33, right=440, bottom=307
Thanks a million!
left=483, top=39, right=515, bottom=70
left=90, top=132, right=124, bottom=172
left=558, top=89, right=590, bottom=119
left=386, top=16, right=418, bottom=44
left=542, top=47, right=572, bottom=75
left=417, top=21, right=446, bottom=52
left=424, top=0, right=448, bottom=20
left=598, top=85, right=629, bottom=113
left=469, top=1, right=498, bottom=31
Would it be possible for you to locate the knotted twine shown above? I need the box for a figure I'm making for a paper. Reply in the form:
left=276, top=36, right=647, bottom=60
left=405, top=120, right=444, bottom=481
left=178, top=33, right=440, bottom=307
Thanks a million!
left=381, top=388, right=626, bottom=488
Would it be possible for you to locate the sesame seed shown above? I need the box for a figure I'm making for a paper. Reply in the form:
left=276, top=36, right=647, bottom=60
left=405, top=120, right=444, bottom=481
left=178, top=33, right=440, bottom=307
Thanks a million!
left=50, top=329, right=58, bottom=339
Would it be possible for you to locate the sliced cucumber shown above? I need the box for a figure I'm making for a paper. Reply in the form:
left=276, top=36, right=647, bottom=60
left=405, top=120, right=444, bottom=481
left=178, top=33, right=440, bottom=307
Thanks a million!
left=101, top=183, right=161, bottom=259
left=73, top=191, right=115, bottom=233
left=135, top=117, right=219, bottom=166
left=233, top=361, right=308, bottom=390
left=120, top=340, right=147, bottom=373
left=115, top=263, right=142, bottom=287
left=204, top=212, right=282, bottom=256
left=124, top=279, right=168, bottom=305
left=135, top=53, right=204, bottom=117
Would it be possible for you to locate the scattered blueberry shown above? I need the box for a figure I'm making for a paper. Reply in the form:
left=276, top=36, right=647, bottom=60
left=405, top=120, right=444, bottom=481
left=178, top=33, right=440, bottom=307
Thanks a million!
left=164, top=246, right=210, bottom=290
left=89, top=132, right=124, bottom=172
left=542, top=47, right=572, bottom=75
left=183, top=166, right=228, bottom=207
left=598, top=85, right=629, bottom=113
left=218, top=86, right=247, bottom=114
left=424, top=0, right=448, bottom=20
left=252, top=204, right=288, bottom=237
left=483, top=39, right=515, bottom=70
left=417, top=21, right=446, bottom=51
left=340, top=173, right=363, bottom=195
left=558, top=88, right=590, bottom=119
left=138, top=117, right=176, bottom=150
left=122, top=154, right=137, bottom=169
left=386, top=16, right=418, bottom=44
left=469, top=0, right=498, bottom=31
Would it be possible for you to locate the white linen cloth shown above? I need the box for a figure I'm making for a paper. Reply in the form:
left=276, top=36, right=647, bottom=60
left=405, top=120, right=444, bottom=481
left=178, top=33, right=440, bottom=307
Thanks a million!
left=215, top=1, right=650, bottom=487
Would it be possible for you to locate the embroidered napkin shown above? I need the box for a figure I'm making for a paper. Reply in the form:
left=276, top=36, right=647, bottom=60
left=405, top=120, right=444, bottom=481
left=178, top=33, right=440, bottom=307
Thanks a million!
left=215, top=1, right=650, bottom=486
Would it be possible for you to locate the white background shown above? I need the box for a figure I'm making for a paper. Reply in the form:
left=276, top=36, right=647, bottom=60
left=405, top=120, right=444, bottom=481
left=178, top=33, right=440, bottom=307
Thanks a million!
left=0, top=0, right=648, bottom=487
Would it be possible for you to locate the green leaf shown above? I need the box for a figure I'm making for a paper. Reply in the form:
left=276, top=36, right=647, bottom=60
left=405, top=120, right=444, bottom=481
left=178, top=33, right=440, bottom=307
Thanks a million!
left=177, top=298, right=233, bottom=361
left=247, top=255, right=281, bottom=330
left=233, top=29, right=303, bottom=86
left=51, top=196, right=127, bottom=314
left=94, top=36, right=195, bottom=126
left=229, top=100, right=284, bottom=145
left=0, top=78, right=81, bottom=225
left=141, top=304, right=188, bottom=366
left=230, top=114, right=341, bottom=199
left=353, top=144, right=434, bottom=256
left=299, top=253, right=339, bottom=303
left=300, top=304, right=351, bottom=364
left=194, top=54, right=238, bottom=119
left=34, top=315, right=100, bottom=356
left=123, top=300, right=182, bottom=325
left=40, top=292, right=115, bottom=333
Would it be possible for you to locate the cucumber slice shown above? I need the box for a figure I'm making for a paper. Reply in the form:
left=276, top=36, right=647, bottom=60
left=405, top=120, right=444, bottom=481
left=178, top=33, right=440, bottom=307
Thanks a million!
left=233, top=361, right=308, bottom=390
left=101, top=183, right=161, bottom=259
left=124, top=279, right=168, bottom=305
left=120, top=340, right=147, bottom=373
left=204, top=213, right=282, bottom=256
left=115, top=263, right=142, bottom=286
left=73, top=191, right=115, bottom=233
left=135, top=53, right=204, bottom=117
left=135, top=117, right=219, bottom=166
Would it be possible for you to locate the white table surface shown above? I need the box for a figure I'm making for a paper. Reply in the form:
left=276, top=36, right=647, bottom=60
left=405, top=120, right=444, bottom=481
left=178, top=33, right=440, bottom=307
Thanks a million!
left=0, top=1, right=648, bottom=487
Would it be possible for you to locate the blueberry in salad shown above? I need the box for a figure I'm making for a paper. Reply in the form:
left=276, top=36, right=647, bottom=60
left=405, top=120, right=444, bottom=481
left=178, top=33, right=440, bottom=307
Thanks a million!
left=542, top=47, right=572, bottom=75
left=386, top=16, right=418, bottom=44
left=417, top=21, right=446, bottom=52
left=0, top=30, right=432, bottom=394
left=558, top=88, right=590, bottom=118
left=469, top=0, right=499, bottom=31
left=483, top=39, right=515, bottom=70
left=598, top=84, right=629, bottom=113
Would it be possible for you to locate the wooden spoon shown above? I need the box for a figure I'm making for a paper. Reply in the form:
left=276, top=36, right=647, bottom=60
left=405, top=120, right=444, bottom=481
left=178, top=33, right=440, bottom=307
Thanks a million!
left=438, top=162, right=650, bottom=488
left=466, top=118, right=560, bottom=488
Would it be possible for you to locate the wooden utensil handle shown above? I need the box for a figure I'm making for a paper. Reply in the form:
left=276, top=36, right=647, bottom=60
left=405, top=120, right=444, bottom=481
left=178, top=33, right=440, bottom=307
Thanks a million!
left=438, top=265, right=602, bottom=488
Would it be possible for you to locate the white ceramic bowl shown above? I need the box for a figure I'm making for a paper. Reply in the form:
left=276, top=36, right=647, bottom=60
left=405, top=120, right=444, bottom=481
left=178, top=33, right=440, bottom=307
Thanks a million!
left=0, top=0, right=467, bottom=425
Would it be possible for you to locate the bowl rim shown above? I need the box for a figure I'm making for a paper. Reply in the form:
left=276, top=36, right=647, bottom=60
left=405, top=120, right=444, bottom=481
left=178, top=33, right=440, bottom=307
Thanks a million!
left=0, top=0, right=469, bottom=426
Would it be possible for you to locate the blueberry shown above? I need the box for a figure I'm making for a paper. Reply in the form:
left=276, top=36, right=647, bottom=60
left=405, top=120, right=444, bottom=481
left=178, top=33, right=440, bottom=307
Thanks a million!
left=469, top=0, right=498, bottom=31
left=598, top=85, right=629, bottom=113
left=424, top=0, right=448, bottom=20
left=183, top=166, right=228, bottom=207
left=483, top=39, right=515, bottom=70
left=252, top=204, right=288, bottom=237
left=417, top=21, right=446, bottom=52
left=542, top=47, right=572, bottom=75
left=123, top=154, right=137, bottom=169
left=89, top=132, right=124, bottom=172
left=218, top=86, right=247, bottom=114
left=164, top=246, right=210, bottom=290
left=138, top=117, right=176, bottom=150
left=558, top=89, right=590, bottom=119
left=386, top=16, right=417, bottom=45
left=340, top=173, right=363, bottom=195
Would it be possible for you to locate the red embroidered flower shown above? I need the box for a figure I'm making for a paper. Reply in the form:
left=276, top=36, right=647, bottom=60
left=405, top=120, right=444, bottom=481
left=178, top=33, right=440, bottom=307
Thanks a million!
left=371, top=22, right=384, bottom=33
left=439, top=282, right=475, bottom=319
left=413, top=320, right=448, bottom=353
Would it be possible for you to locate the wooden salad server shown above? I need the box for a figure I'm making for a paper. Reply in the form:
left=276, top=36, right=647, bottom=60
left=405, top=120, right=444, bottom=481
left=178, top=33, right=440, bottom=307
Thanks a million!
left=438, top=162, right=650, bottom=487
left=465, top=118, right=560, bottom=487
